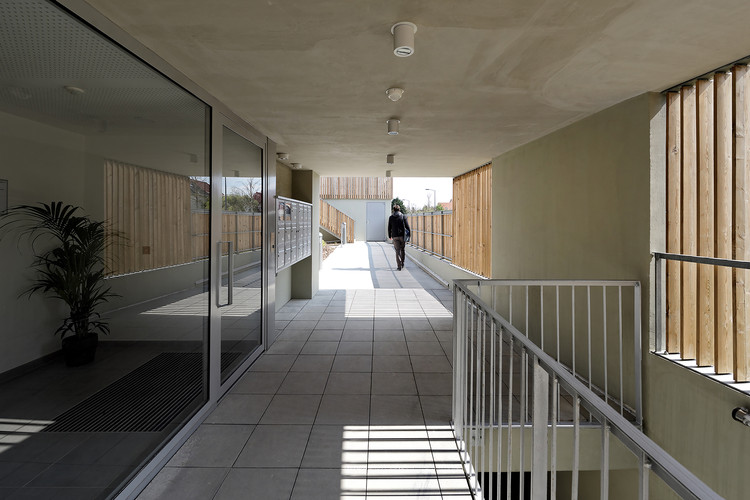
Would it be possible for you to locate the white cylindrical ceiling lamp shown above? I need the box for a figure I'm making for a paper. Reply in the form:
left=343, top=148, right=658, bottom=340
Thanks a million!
left=385, top=87, right=405, bottom=101
left=291, top=163, right=302, bottom=170
left=386, top=154, right=395, bottom=164
left=391, top=22, right=417, bottom=57
left=277, top=152, right=289, bottom=161
left=387, top=118, right=400, bottom=135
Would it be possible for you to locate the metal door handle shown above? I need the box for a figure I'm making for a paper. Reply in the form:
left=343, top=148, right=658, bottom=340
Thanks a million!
left=217, top=241, right=234, bottom=307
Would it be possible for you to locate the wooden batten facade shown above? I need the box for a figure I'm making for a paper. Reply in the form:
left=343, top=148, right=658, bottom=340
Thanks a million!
left=320, top=177, right=393, bottom=200
left=452, top=163, right=492, bottom=278
left=320, top=200, right=355, bottom=243
left=665, top=65, right=750, bottom=382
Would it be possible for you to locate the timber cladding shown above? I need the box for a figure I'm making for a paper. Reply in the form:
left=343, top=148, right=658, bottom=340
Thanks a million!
left=665, top=65, right=750, bottom=382
left=105, top=160, right=261, bottom=277
left=320, top=200, right=355, bottom=243
left=452, top=163, right=492, bottom=277
left=320, top=177, right=393, bottom=200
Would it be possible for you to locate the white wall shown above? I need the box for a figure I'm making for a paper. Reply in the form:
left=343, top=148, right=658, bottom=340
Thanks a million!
left=324, top=199, right=390, bottom=242
left=0, top=111, right=88, bottom=371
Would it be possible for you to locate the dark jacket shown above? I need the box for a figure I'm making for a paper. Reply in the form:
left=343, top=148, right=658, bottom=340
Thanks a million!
left=388, top=211, right=410, bottom=238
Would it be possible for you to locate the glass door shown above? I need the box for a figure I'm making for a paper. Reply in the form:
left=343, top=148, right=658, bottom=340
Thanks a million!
left=211, top=119, right=265, bottom=388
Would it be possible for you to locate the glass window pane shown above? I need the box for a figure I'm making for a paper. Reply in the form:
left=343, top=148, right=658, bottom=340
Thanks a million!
left=0, top=1, right=209, bottom=497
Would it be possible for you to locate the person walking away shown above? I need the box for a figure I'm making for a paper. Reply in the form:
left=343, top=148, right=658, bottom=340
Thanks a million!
left=388, top=204, right=411, bottom=271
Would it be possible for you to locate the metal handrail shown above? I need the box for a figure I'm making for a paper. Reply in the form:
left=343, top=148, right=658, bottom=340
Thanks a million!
left=453, top=279, right=722, bottom=500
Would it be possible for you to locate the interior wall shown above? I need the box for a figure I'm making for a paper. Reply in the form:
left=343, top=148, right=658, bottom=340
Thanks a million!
left=0, top=111, right=87, bottom=372
left=291, top=169, right=320, bottom=299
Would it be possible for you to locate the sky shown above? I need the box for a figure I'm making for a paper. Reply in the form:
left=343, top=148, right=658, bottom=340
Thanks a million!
left=392, top=177, right=453, bottom=211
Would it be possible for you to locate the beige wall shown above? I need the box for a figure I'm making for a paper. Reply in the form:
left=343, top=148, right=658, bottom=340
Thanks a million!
left=275, top=161, right=293, bottom=308
left=489, top=92, right=749, bottom=498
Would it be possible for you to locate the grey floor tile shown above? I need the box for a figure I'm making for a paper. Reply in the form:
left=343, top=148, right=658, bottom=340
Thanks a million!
left=410, top=355, right=452, bottom=373
left=404, top=330, right=439, bottom=342
left=336, top=342, right=373, bottom=355
left=315, top=395, right=370, bottom=425
left=344, top=320, right=374, bottom=331
left=434, top=330, right=454, bottom=343
left=286, top=320, right=319, bottom=330
left=266, top=341, right=305, bottom=355
left=0, top=462, right=50, bottom=487
left=5, top=486, right=106, bottom=499
left=308, top=330, right=343, bottom=342
left=260, top=394, right=321, bottom=424
left=371, top=372, right=417, bottom=395
left=402, top=319, right=433, bottom=331
left=414, top=373, right=453, bottom=396
left=370, top=395, right=424, bottom=425
left=204, top=394, right=273, bottom=424
left=340, top=330, right=373, bottom=341
left=213, top=468, right=297, bottom=500
left=316, top=320, right=346, bottom=330
left=301, top=341, right=339, bottom=354
left=372, top=355, right=412, bottom=373
left=26, top=463, right=126, bottom=488
left=406, top=341, right=445, bottom=355
left=301, top=425, right=367, bottom=469
left=231, top=371, right=286, bottom=394
left=420, top=396, right=453, bottom=425
left=291, top=355, right=335, bottom=372
left=277, top=329, right=313, bottom=341
left=249, top=354, right=296, bottom=372
left=278, top=372, right=329, bottom=394
left=373, top=329, right=406, bottom=342
left=291, top=468, right=367, bottom=500
left=324, top=373, right=371, bottom=395
left=136, top=467, right=227, bottom=500
left=374, top=318, right=403, bottom=330
left=234, top=425, right=311, bottom=468
left=167, top=424, right=253, bottom=467
left=373, top=341, right=408, bottom=355
left=331, top=355, right=372, bottom=372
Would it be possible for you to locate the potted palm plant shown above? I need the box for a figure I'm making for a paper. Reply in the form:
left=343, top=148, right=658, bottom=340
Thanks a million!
left=0, top=202, right=116, bottom=366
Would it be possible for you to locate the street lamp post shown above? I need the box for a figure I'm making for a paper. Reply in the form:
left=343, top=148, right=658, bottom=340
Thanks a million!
left=425, top=188, right=436, bottom=211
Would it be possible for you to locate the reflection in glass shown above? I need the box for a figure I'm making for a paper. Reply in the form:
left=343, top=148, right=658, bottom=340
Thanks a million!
left=0, top=1, right=208, bottom=497
left=220, top=126, right=263, bottom=381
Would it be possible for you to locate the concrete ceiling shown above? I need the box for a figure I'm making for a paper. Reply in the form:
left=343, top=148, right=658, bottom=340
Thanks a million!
left=80, top=0, right=750, bottom=178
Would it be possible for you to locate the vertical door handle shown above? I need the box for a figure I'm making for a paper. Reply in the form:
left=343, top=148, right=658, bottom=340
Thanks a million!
left=217, top=241, right=234, bottom=307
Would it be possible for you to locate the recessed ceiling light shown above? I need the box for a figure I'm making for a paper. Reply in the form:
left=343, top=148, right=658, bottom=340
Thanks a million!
left=386, top=88, right=405, bottom=102
left=387, top=154, right=395, bottom=164
left=391, top=22, right=417, bottom=57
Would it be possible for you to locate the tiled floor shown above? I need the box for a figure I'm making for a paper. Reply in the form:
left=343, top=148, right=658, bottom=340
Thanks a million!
left=137, top=242, right=472, bottom=499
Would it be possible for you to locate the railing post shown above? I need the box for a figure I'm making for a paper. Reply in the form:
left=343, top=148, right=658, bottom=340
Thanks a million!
left=532, top=356, right=549, bottom=500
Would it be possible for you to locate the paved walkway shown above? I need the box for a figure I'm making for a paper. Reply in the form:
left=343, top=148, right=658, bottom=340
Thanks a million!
left=137, top=242, right=471, bottom=499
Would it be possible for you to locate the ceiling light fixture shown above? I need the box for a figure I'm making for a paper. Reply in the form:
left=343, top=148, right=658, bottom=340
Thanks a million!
left=277, top=152, right=289, bottom=161
left=385, top=87, right=405, bottom=102
left=391, top=22, right=417, bottom=57
left=387, top=118, right=400, bottom=135
left=291, top=163, right=302, bottom=170
left=386, top=154, right=395, bottom=164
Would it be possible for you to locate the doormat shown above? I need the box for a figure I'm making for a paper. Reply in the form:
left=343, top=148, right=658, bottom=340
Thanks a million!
left=44, top=351, right=242, bottom=433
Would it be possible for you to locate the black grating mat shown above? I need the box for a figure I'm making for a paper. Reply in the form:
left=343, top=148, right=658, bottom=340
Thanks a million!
left=44, top=352, right=241, bottom=433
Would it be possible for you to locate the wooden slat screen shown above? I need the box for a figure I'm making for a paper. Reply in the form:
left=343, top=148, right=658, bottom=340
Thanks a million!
left=452, top=163, right=492, bottom=277
left=105, top=160, right=192, bottom=276
left=320, top=177, right=393, bottom=200
left=320, top=200, right=355, bottom=243
left=665, top=65, right=750, bottom=382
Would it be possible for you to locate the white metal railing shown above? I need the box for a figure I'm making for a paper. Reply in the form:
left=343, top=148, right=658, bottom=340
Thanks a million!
left=464, top=279, right=642, bottom=424
left=453, top=279, right=723, bottom=500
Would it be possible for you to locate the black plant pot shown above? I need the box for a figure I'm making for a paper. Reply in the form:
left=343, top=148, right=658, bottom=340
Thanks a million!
left=62, top=333, right=99, bottom=367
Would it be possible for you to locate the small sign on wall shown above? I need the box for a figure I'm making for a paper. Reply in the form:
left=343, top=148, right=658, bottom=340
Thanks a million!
left=0, top=179, right=7, bottom=214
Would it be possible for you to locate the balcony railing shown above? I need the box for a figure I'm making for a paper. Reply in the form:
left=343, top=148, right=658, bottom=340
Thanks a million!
left=453, top=279, right=722, bottom=500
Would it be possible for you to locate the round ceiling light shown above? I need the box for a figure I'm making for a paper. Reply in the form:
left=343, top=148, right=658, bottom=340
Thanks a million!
left=385, top=87, right=405, bottom=102
left=391, top=22, right=417, bottom=57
